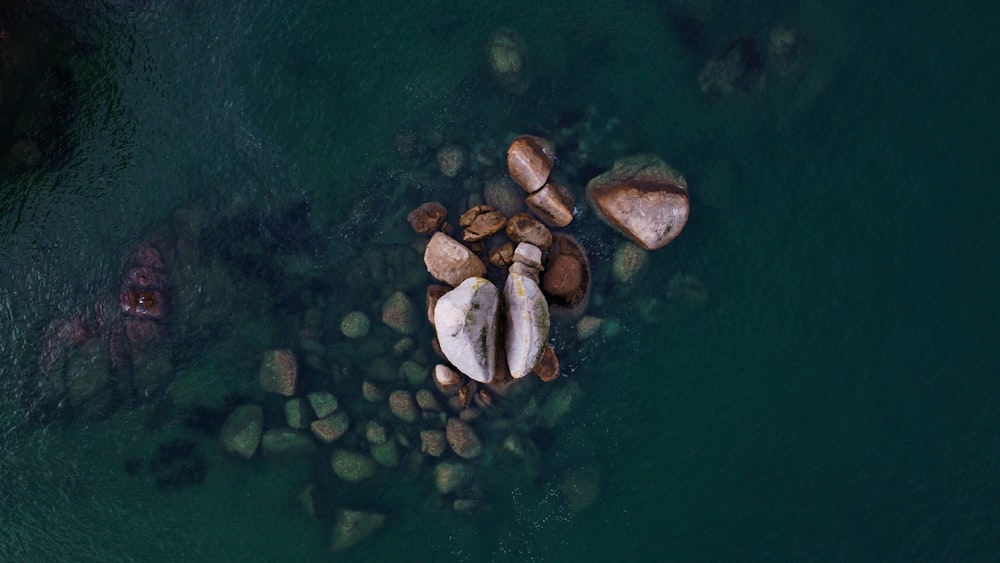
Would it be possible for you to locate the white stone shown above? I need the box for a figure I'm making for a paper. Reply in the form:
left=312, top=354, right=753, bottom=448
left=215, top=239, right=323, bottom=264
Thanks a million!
left=433, top=277, right=499, bottom=383
left=503, top=273, right=550, bottom=378
left=512, top=242, right=542, bottom=269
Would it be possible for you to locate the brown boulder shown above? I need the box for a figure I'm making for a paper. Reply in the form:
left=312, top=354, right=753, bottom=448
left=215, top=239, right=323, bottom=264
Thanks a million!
left=423, top=232, right=487, bottom=287
left=407, top=202, right=448, bottom=235
left=586, top=154, right=690, bottom=250
left=525, top=182, right=575, bottom=227
left=541, top=234, right=591, bottom=317
left=505, top=213, right=552, bottom=250
left=534, top=343, right=560, bottom=382
left=459, top=205, right=507, bottom=242
left=506, top=135, right=555, bottom=193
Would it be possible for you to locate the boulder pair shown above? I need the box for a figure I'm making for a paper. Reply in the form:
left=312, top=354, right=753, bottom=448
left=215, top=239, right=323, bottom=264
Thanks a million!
left=434, top=273, right=549, bottom=385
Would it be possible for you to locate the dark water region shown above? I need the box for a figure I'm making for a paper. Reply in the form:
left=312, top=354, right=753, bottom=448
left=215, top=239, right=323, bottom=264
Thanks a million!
left=1, top=0, right=999, bottom=560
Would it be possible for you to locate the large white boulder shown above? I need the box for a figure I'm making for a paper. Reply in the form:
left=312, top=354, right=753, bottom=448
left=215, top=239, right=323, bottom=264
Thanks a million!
left=434, top=277, right=499, bottom=383
left=503, top=272, right=550, bottom=378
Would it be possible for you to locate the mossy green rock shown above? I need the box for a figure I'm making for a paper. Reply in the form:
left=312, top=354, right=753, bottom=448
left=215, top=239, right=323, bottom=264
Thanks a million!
left=220, top=404, right=264, bottom=459
left=370, top=440, right=400, bottom=468
left=331, top=450, right=376, bottom=482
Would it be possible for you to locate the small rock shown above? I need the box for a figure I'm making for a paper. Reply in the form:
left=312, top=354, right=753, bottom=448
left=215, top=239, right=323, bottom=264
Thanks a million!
left=307, top=391, right=339, bottom=418
left=370, top=440, right=400, bottom=468
left=388, top=390, right=420, bottom=423
left=525, top=181, right=575, bottom=227
left=382, top=291, right=420, bottom=335
left=400, top=361, right=428, bottom=387
left=362, top=381, right=386, bottom=402
left=453, top=498, right=482, bottom=512
left=612, top=241, right=648, bottom=283
left=537, top=380, right=582, bottom=427
left=340, top=311, right=371, bottom=339
left=423, top=232, right=487, bottom=287
left=459, top=205, right=507, bottom=243
left=434, top=364, right=463, bottom=396
left=220, top=404, right=263, bottom=459
left=512, top=242, right=542, bottom=269
left=446, top=418, right=483, bottom=459
left=365, top=420, right=388, bottom=445
left=407, top=202, right=448, bottom=234
left=259, top=349, right=298, bottom=396
left=541, top=234, right=591, bottom=316
left=488, top=242, right=515, bottom=268
left=437, top=144, right=467, bottom=178
left=488, top=28, right=529, bottom=94
left=426, top=284, right=449, bottom=325
left=435, top=461, right=471, bottom=494
left=483, top=175, right=526, bottom=217
left=330, top=509, right=386, bottom=552
left=311, top=411, right=350, bottom=443
left=533, top=343, right=560, bottom=382
left=506, top=135, right=554, bottom=192
left=285, top=398, right=314, bottom=429
left=421, top=430, right=448, bottom=457
left=699, top=37, right=764, bottom=96
left=331, top=449, right=377, bottom=482
left=505, top=213, right=552, bottom=250
left=415, top=389, right=440, bottom=411
left=262, top=428, right=316, bottom=459
left=575, top=316, right=604, bottom=340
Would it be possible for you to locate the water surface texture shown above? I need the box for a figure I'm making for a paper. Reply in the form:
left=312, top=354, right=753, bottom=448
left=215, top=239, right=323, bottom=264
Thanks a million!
left=1, top=1, right=998, bottom=560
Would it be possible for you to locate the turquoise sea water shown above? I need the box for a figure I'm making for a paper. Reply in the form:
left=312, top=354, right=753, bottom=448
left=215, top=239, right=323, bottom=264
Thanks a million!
left=1, top=1, right=998, bottom=560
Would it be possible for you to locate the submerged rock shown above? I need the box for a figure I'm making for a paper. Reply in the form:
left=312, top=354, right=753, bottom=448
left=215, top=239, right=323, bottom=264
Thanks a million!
left=698, top=37, right=764, bottom=96
left=434, top=277, right=499, bottom=384
left=331, top=449, right=376, bottom=482
left=261, top=428, right=316, bottom=459
left=488, top=28, right=530, bottom=94
left=220, top=404, right=264, bottom=459
left=446, top=417, right=483, bottom=459
left=259, top=349, right=298, bottom=396
left=330, top=509, right=386, bottom=552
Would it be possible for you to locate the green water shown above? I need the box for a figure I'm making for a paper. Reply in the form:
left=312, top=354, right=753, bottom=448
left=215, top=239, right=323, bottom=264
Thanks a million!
left=1, top=0, right=998, bottom=560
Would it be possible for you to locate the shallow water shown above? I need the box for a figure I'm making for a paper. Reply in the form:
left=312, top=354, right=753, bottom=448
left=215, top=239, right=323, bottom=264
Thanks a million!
left=1, top=0, right=998, bottom=560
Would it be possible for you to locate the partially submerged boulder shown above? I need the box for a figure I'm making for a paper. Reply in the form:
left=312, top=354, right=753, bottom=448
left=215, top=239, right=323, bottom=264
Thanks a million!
left=503, top=273, right=549, bottom=378
left=423, top=232, right=487, bottom=287
left=586, top=154, right=690, bottom=251
left=433, top=277, right=499, bottom=384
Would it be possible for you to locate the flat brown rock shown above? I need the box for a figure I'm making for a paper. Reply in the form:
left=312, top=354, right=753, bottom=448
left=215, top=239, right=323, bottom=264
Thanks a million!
left=460, top=205, right=507, bottom=242
left=586, top=154, right=689, bottom=250
left=506, top=213, right=552, bottom=250
left=407, top=202, right=448, bottom=235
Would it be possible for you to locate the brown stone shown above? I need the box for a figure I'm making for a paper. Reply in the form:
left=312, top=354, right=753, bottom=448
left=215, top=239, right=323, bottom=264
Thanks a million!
left=407, top=202, right=448, bottom=235
left=423, top=232, right=487, bottom=287
left=415, top=389, right=441, bottom=411
left=526, top=181, right=575, bottom=227
left=434, top=364, right=463, bottom=396
left=381, top=291, right=420, bottom=335
left=311, top=411, right=350, bottom=443
left=459, top=205, right=507, bottom=242
left=506, top=135, right=555, bottom=193
left=505, top=213, right=552, bottom=250
left=541, top=234, right=591, bottom=316
left=488, top=242, right=515, bottom=268
left=586, top=155, right=690, bottom=250
left=534, top=343, right=560, bottom=382
left=426, top=284, right=449, bottom=325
